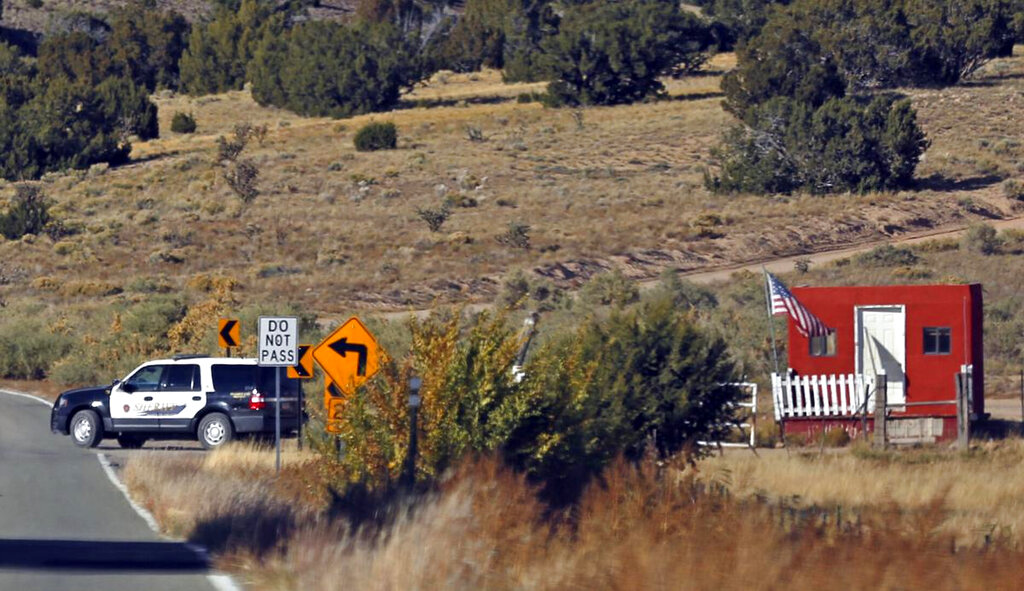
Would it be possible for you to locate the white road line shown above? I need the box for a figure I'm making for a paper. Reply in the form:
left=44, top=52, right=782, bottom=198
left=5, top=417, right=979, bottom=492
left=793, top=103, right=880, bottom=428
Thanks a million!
left=96, top=453, right=164, bottom=533
left=5, top=387, right=244, bottom=588
left=0, top=388, right=53, bottom=407
left=96, top=453, right=245, bottom=590
left=207, top=574, right=245, bottom=591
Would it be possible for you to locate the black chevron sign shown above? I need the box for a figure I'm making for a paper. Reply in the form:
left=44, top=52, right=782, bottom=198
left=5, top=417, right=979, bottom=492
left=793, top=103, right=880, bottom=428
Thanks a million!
left=218, top=319, right=239, bottom=348
left=288, top=344, right=314, bottom=380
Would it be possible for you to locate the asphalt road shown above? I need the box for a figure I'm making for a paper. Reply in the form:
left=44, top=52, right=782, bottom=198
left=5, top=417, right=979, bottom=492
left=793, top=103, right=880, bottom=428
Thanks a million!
left=0, top=391, right=218, bottom=591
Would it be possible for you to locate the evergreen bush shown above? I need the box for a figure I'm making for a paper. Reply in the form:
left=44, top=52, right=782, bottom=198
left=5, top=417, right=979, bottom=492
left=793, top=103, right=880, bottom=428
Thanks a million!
left=0, top=185, right=51, bottom=240
left=709, top=95, right=929, bottom=195
left=354, top=121, right=398, bottom=152
left=170, top=112, right=197, bottom=134
left=543, top=0, right=710, bottom=106
left=506, top=298, right=742, bottom=506
left=250, top=21, right=420, bottom=118
left=179, top=0, right=282, bottom=95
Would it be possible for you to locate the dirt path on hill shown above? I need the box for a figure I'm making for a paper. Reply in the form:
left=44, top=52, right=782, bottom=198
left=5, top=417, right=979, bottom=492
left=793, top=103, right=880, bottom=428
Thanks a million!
left=669, top=215, right=1024, bottom=286
left=372, top=215, right=1024, bottom=323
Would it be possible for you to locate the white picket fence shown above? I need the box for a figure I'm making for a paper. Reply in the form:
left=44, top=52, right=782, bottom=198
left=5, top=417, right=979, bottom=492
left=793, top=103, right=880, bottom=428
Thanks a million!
left=698, top=382, right=758, bottom=448
left=771, top=373, right=876, bottom=420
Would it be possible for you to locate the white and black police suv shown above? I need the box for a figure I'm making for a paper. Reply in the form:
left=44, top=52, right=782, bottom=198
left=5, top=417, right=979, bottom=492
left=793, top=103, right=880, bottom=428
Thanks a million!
left=50, top=355, right=301, bottom=449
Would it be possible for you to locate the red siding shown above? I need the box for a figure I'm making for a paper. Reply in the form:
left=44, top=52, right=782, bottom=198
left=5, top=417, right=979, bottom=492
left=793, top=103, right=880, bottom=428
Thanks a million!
left=786, top=284, right=983, bottom=418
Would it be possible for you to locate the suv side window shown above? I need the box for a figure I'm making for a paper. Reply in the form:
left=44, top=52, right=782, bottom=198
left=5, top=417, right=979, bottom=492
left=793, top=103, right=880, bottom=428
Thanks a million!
left=125, top=365, right=165, bottom=392
left=163, top=364, right=200, bottom=391
left=212, top=365, right=258, bottom=393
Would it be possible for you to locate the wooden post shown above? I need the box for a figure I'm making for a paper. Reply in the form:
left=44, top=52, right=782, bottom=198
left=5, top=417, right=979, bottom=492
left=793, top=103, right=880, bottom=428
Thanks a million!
left=859, top=376, right=869, bottom=442
left=873, top=374, right=887, bottom=449
left=1019, top=369, right=1023, bottom=436
left=964, top=367, right=972, bottom=444
left=956, top=372, right=968, bottom=450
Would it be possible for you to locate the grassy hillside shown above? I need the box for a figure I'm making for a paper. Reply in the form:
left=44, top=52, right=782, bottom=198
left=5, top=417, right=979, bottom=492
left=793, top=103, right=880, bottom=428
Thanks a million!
left=1, top=50, right=1024, bottom=389
left=3, top=52, right=1023, bottom=313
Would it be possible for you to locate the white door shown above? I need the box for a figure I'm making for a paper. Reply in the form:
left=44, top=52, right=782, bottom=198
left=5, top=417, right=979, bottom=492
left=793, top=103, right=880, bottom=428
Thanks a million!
left=110, top=363, right=166, bottom=429
left=857, top=306, right=906, bottom=405
left=111, top=363, right=204, bottom=430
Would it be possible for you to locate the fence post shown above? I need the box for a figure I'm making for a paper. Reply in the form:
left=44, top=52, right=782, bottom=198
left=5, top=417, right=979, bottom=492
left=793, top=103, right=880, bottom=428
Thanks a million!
left=859, top=376, right=869, bottom=441
left=956, top=372, right=968, bottom=450
left=873, top=374, right=887, bottom=449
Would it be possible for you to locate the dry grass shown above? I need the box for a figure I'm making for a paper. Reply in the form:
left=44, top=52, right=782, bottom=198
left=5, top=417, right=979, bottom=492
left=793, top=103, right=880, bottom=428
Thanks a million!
left=701, top=442, right=1024, bottom=546
left=123, top=445, right=1024, bottom=590
left=3, top=51, right=1023, bottom=319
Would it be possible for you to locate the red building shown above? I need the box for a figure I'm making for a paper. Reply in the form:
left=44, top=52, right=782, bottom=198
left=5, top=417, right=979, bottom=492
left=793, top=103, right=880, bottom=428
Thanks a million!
left=772, top=284, right=983, bottom=443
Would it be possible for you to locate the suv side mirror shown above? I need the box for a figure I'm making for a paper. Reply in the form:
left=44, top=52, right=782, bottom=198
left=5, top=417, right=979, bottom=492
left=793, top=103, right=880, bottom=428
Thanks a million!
left=121, top=383, right=137, bottom=394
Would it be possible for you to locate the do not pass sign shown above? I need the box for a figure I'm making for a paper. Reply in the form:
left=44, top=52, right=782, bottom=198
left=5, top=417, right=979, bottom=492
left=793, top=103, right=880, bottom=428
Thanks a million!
left=258, top=316, right=298, bottom=367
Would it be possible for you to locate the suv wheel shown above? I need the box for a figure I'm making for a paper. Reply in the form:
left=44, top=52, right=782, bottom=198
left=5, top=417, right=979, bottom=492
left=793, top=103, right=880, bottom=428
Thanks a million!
left=71, top=410, right=103, bottom=448
left=116, top=434, right=147, bottom=449
left=198, top=413, right=233, bottom=449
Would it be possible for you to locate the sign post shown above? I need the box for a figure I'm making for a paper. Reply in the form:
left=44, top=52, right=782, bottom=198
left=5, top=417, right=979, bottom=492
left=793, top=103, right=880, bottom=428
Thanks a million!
left=258, top=316, right=298, bottom=475
left=287, top=344, right=313, bottom=450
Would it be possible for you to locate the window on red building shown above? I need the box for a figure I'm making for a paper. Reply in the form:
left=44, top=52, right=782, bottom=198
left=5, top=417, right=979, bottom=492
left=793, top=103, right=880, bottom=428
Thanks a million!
left=810, top=330, right=836, bottom=357
left=923, top=327, right=951, bottom=355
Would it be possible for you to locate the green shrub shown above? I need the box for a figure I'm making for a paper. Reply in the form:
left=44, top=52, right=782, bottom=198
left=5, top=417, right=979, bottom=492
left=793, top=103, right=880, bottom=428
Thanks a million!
left=499, top=269, right=562, bottom=311
left=703, top=0, right=789, bottom=50
left=170, top=112, right=197, bottom=134
left=250, top=21, right=421, bottom=118
left=0, top=314, right=72, bottom=380
left=507, top=298, right=742, bottom=506
left=333, top=311, right=525, bottom=486
left=709, top=96, right=929, bottom=195
left=0, top=185, right=51, bottom=240
left=655, top=271, right=719, bottom=310
left=581, top=269, right=640, bottom=309
left=495, top=221, right=530, bottom=249
left=0, top=69, right=135, bottom=180
left=543, top=0, right=710, bottom=107
left=855, top=244, right=920, bottom=267
left=354, top=121, right=398, bottom=152
left=962, top=223, right=1000, bottom=255
left=729, top=0, right=1019, bottom=96
left=179, top=0, right=283, bottom=95
left=416, top=203, right=451, bottom=232
left=1002, top=179, right=1024, bottom=200
left=721, top=10, right=846, bottom=119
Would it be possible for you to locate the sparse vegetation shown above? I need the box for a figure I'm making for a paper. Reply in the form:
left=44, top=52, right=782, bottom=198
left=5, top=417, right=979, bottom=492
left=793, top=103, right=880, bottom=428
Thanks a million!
left=416, top=203, right=451, bottom=232
left=496, top=221, right=531, bottom=249
left=223, top=159, right=260, bottom=204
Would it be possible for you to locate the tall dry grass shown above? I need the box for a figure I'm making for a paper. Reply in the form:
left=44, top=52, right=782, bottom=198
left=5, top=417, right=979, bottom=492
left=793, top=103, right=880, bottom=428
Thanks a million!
left=124, top=445, right=1024, bottom=590
left=700, top=442, right=1024, bottom=546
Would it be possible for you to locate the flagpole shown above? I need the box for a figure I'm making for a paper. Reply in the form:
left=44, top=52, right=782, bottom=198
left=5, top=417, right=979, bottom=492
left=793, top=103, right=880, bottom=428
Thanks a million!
left=763, top=267, right=781, bottom=377
left=763, top=267, right=786, bottom=449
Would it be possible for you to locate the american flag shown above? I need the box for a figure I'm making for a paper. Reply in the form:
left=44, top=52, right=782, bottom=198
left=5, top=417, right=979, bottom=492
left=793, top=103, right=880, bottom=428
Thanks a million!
left=765, top=272, right=830, bottom=338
